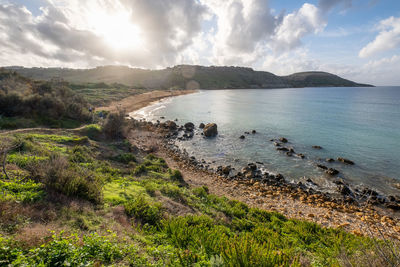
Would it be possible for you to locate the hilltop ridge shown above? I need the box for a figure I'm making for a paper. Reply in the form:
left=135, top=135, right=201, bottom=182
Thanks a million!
left=5, top=65, right=373, bottom=89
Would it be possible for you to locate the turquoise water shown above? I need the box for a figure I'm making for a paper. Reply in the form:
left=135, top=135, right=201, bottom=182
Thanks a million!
left=132, top=87, right=400, bottom=195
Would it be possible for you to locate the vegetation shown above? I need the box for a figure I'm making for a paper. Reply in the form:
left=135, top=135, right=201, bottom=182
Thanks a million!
left=0, top=69, right=91, bottom=129
left=0, top=128, right=397, bottom=266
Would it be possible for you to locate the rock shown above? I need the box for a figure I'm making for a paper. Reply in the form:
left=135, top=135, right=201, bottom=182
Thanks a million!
left=326, top=168, right=339, bottom=175
left=279, top=137, right=288, bottom=143
left=160, top=116, right=165, bottom=119
left=337, top=157, right=355, bottom=165
left=273, top=142, right=281, bottom=147
left=199, top=123, right=205, bottom=129
left=289, top=148, right=295, bottom=153
left=393, top=183, right=400, bottom=190
left=203, top=123, right=218, bottom=137
left=286, top=152, right=292, bottom=157
left=317, top=164, right=328, bottom=170
left=252, top=130, right=256, bottom=134
left=385, top=203, right=400, bottom=210
left=244, top=131, right=250, bottom=134
left=276, top=147, right=289, bottom=152
left=312, top=145, right=322, bottom=149
left=239, top=135, right=245, bottom=139
left=297, top=153, right=305, bottom=159
left=222, top=166, right=231, bottom=175
left=164, top=120, right=177, bottom=130
left=326, top=158, right=335, bottom=162
left=184, top=122, right=195, bottom=131
left=338, top=184, right=352, bottom=196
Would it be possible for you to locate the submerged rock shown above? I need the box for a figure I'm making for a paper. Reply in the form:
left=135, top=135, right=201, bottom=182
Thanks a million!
left=325, top=168, right=339, bottom=176
left=312, top=145, right=322, bottom=149
left=239, top=135, right=245, bottom=139
left=203, top=123, right=218, bottom=137
left=279, top=137, right=288, bottom=143
left=276, top=147, right=289, bottom=152
left=326, top=158, right=335, bottom=162
left=317, top=164, right=328, bottom=170
left=337, top=157, right=355, bottom=165
left=252, top=130, right=257, bottom=134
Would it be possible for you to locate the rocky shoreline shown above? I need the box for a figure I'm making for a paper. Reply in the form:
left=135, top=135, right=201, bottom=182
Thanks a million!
left=126, top=117, right=400, bottom=239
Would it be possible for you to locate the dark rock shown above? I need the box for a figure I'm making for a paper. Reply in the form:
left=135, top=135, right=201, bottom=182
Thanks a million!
left=239, top=135, right=245, bottom=139
left=286, top=152, right=292, bottom=157
left=184, top=122, right=195, bottom=131
left=222, top=166, right=231, bottom=175
left=289, top=148, right=295, bottom=153
left=326, top=168, right=339, bottom=176
left=326, top=158, right=335, bottom=162
left=164, top=120, right=177, bottom=130
left=338, top=184, right=352, bottom=196
left=160, top=116, right=165, bottom=119
left=273, top=142, right=281, bottom=147
left=317, top=164, right=328, bottom=170
left=385, top=203, right=400, bottom=210
left=279, top=137, right=288, bottom=143
left=276, top=147, right=289, bottom=151
left=256, top=161, right=263, bottom=165
left=199, top=123, right=205, bottom=128
left=312, top=145, right=322, bottom=149
left=337, top=157, right=355, bottom=165
left=252, top=130, right=256, bottom=134
left=203, top=123, right=218, bottom=137
left=297, top=153, right=305, bottom=159
left=244, top=131, right=250, bottom=134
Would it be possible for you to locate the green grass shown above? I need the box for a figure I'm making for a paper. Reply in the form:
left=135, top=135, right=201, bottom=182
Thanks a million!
left=0, top=131, right=394, bottom=266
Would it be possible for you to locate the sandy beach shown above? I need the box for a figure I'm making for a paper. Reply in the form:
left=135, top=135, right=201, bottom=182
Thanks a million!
left=97, top=89, right=197, bottom=113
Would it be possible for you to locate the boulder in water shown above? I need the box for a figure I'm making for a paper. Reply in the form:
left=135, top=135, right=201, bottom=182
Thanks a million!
left=199, top=123, right=205, bottom=129
left=337, top=157, right=355, bottom=165
left=184, top=122, right=195, bottom=131
left=203, top=123, right=218, bottom=137
left=279, top=137, right=288, bottom=143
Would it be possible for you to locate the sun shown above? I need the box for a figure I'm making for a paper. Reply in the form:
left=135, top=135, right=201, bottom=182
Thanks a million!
left=88, top=10, right=143, bottom=51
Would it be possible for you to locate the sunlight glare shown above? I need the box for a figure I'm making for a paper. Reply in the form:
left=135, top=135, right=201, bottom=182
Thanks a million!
left=88, top=10, right=143, bottom=51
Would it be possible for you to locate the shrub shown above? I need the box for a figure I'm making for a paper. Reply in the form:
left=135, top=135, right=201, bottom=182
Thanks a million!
left=168, top=169, right=184, bottom=183
left=68, top=146, right=92, bottom=163
left=30, top=154, right=102, bottom=204
left=112, top=153, right=136, bottom=164
left=103, top=110, right=126, bottom=139
left=124, top=195, right=163, bottom=225
left=84, top=124, right=102, bottom=140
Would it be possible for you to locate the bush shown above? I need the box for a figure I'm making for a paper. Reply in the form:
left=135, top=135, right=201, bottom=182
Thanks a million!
left=103, top=110, right=126, bottom=139
left=83, top=124, right=102, bottom=140
left=124, top=195, right=163, bottom=225
left=168, top=169, right=184, bottom=183
left=112, top=153, right=136, bottom=164
left=30, top=154, right=102, bottom=204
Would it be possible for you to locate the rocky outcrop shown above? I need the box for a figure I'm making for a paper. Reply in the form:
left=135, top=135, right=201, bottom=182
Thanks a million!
left=203, top=123, right=218, bottom=137
left=337, top=157, right=355, bottom=165
left=184, top=122, right=194, bottom=131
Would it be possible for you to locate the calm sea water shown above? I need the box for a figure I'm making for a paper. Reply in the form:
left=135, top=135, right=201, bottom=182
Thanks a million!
left=132, top=87, right=400, bottom=195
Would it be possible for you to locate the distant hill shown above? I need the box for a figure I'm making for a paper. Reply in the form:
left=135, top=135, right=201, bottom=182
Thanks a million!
left=5, top=65, right=373, bottom=89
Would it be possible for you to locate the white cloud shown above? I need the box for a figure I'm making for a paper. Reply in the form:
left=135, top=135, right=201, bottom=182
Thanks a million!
left=359, top=16, right=400, bottom=58
left=273, top=3, right=325, bottom=51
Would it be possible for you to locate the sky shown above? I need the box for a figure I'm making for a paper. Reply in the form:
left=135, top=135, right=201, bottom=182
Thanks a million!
left=0, top=0, right=400, bottom=85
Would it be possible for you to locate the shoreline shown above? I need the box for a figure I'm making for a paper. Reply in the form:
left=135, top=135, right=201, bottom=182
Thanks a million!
left=97, top=89, right=198, bottom=114
left=126, top=118, right=400, bottom=240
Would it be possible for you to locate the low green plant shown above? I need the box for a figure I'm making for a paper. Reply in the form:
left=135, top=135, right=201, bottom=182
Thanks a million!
left=125, top=195, right=163, bottom=226
left=112, top=153, right=136, bottom=164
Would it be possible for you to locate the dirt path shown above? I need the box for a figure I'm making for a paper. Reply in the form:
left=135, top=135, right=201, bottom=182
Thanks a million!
left=97, top=90, right=197, bottom=113
left=127, top=127, right=400, bottom=240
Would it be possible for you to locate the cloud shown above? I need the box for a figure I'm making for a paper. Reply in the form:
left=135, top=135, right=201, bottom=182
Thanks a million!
left=273, top=3, right=324, bottom=51
left=359, top=16, right=400, bottom=58
left=0, top=0, right=208, bottom=68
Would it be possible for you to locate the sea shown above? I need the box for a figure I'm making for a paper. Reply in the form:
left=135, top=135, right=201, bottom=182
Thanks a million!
left=132, top=87, right=400, bottom=196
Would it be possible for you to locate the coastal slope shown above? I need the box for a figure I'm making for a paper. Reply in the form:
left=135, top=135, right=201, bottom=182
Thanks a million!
left=6, top=65, right=373, bottom=89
